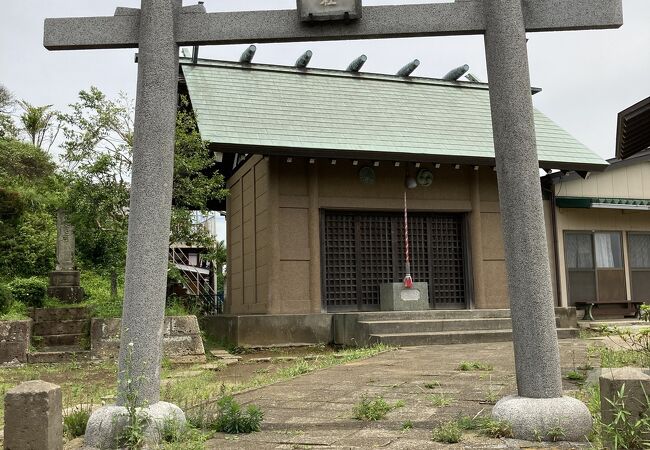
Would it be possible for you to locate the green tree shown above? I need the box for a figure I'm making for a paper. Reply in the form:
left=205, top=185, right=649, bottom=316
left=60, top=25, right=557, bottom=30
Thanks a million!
left=0, top=139, right=60, bottom=278
left=59, top=87, right=227, bottom=286
left=17, top=100, right=59, bottom=150
left=0, top=84, right=18, bottom=139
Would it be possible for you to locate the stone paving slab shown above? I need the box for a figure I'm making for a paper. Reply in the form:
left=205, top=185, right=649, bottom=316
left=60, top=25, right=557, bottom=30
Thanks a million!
left=206, top=339, right=595, bottom=449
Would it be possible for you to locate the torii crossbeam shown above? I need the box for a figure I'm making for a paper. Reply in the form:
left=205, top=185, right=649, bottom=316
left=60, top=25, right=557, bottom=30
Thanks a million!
left=44, top=0, right=623, bottom=445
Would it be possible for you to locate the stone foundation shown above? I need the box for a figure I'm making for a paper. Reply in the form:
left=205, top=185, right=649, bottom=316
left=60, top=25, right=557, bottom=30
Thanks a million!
left=47, top=270, right=84, bottom=303
left=0, top=319, right=32, bottom=363
left=200, top=313, right=333, bottom=347
left=90, top=316, right=205, bottom=362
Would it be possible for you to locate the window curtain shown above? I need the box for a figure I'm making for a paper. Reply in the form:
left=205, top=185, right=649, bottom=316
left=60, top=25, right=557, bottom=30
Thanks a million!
left=594, top=232, right=622, bottom=268
left=566, top=233, right=593, bottom=269
left=629, top=234, right=650, bottom=268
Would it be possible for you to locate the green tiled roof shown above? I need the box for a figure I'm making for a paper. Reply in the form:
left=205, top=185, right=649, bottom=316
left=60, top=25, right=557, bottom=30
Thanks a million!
left=182, top=59, right=607, bottom=170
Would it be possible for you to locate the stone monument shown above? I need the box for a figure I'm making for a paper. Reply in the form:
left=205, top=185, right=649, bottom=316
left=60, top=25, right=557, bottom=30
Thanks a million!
left=44, top=0, right=623, bottom=444
left=47, top=210, right=84, bottom=302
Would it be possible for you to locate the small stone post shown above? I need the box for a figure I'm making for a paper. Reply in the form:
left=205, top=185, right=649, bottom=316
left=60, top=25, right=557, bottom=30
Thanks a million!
left=4, top=380, right=63, bottom=450
left=485, top=0, right=592, bottom=441
left=600, top=367, right=650, bottom=443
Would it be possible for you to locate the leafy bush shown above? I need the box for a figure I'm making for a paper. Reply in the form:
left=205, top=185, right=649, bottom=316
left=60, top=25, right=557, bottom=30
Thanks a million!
left=353, top=395, right=403, bottom=421
left=432, top=421, right=462, bottom=443
left=213, top=395, right=263, bottom=434
left=0, top=283, right=13, bottom=313
left=63, top=405, right=92, bottom=439
left=8, top=277, right=47, bottom=307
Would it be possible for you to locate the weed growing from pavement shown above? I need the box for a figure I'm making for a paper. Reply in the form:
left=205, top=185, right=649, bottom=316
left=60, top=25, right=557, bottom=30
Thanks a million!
left=63, top=403, right=92, bottom=439
left=353, top=395, right=404, bottom=421
left=214, top=395, right=264, bottom=434
left=402, top=420, right=414, bottom=431
left=432, top=421, right=462, bottom=443
left=457, top=361, right=493, bottom=372
left=455, top=414, right=513, bottom=438
left=429, top=393, right=454, bottom=407
left=565, top=369, right=587, bottom=382
left=118, top=342, right=150, bottom=449
left=545, top=423, right=566, bottom=442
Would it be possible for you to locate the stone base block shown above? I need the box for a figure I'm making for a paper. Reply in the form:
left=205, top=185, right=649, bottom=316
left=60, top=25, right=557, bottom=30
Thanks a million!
left=48, top=270, right=84, bottom=302
left=91, top=316, right=205, bottom=362
left=380, top=282, right=429, bottom=311
left=4, top=380, right=63, bottom=450
left=0, top=319, right=32, bottom=363
left=599, top=367, right=650, bottom=443
left=47, top=286, right=85, bottom=303
left=84, top=401, right=185, bottom=449
left=492, top=395, right=592, bottom=442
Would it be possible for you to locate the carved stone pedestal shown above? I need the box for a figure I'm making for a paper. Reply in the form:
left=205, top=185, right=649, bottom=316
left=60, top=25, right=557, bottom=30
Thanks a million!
left=47, top=270, right=84, bottom=303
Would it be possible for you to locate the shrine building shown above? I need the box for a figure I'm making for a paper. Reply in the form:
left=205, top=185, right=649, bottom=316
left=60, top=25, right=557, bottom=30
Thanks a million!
left=180, top=57, right=649, bottom=346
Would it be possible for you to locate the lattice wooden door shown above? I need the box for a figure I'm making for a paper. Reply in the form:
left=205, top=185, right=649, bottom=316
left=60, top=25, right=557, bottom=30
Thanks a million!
left=321, top=211, right=468, bottom=311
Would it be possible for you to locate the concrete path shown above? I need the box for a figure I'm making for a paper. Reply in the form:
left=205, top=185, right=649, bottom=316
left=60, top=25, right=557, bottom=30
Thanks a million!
left=206, top=339, right=594, bottom=449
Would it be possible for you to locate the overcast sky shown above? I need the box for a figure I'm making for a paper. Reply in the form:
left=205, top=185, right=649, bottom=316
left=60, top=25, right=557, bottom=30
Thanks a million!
left=2, top=0, right=649, bottom=239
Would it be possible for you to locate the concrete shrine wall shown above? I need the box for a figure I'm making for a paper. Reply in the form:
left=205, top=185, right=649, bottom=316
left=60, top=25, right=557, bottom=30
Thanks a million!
left=226, top=155, right=272, bottom=314
left=224, top=156, right=548, bottom=314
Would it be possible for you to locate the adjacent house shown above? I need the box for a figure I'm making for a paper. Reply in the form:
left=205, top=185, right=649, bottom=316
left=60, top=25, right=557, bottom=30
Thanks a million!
left=543, top=96, right=650, bottom=317
left=179, top=57, right=641, bottom=346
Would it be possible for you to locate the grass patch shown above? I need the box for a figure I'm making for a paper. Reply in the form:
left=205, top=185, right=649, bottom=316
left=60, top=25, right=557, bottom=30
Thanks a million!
left=456, top=414, right=513, bottom=438
left=432, top=421, right=462, bottom=443
left=80, top=271, right=123, bottom=318
left=565, top=369, right=587, bottom=382
left=63, top=404, right=92, bottom=439
left=162, top=344, right=392, bottom=407
left=353, top=395, right=404, bottom=421
left=402, top=420, right=414, bottom=431
left=423, top=380, right=440, bottom=389
left=213, top=395, right=263, bottom=434
left=457, top=361, right=493, bottom=372
left=429, top=393, right=454, bottom=407
left=0, top=300, right=29, bottom=320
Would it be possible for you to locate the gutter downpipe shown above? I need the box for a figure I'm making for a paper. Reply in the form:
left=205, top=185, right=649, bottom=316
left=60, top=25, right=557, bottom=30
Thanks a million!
left=548, top=184, right=562, bottom=307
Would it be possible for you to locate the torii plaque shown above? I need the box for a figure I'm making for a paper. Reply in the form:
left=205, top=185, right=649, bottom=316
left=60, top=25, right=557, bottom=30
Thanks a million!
left=45, top=0, right=623, bottom=444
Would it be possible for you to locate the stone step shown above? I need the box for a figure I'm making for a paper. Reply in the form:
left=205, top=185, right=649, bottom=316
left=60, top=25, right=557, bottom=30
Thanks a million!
left=38, top=334, right=85, bottom=347
left=369, top=328, right=579, bottom=346
left=32, top=307, right=90, bottom=323
left=351, top=309, right=513, bottom=322
left=27, top=346, right=91, bottom=364
left=360, top=317, right=513, bottom=334
left=32, top=319, right=90, bottom=336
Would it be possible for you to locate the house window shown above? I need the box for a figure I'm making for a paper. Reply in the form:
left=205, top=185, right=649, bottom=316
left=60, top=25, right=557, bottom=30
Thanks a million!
left=564, top=231, right=626, bottom=305
left=594, top=232, right=623, bottom=268
left=188, top=253, right=199, bottom=266
left=565, top=233, right=593, bottom=269
left=629, top=234, right=650, bottom=269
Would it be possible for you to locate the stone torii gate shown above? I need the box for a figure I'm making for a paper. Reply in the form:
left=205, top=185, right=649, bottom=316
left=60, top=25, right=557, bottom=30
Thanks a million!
left=45, top=0, right=623, bottom=444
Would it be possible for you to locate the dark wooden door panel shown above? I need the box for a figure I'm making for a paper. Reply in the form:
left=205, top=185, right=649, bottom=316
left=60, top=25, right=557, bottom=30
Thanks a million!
left=567, top=271, right=597, bottom=305
left=630, top=270, right=650, bottom=304
left=596, top=269, right=626, bottom=302
left=322, top=211, right=467, bottom=311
